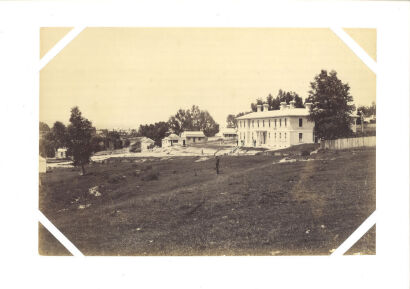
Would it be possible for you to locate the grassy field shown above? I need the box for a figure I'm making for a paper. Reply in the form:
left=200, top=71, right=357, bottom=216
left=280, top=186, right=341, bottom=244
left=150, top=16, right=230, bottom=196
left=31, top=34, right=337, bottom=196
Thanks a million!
left=39, top=146, right=375, bottom=256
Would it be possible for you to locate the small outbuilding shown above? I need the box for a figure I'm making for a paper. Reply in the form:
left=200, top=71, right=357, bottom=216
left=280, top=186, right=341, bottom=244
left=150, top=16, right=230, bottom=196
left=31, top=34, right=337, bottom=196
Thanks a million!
left=218, top=128, right=238, bottom=140
left=56, top=148, right=68, bottom=159
left=180, top=131, right=207, bottom=146
left=161, top=134, right=181, bottom=147
left=129, top=137, right=155, bottom=152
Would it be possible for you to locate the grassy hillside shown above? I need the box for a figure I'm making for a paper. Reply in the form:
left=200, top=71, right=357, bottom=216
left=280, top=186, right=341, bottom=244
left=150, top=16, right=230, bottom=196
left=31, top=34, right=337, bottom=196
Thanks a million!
left=39, top=148, right=375, bottom=256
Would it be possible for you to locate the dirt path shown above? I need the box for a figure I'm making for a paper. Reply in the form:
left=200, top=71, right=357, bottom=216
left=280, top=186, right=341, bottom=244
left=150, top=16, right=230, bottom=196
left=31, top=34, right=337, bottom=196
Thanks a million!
left=286, top=159, right=327, bottom=218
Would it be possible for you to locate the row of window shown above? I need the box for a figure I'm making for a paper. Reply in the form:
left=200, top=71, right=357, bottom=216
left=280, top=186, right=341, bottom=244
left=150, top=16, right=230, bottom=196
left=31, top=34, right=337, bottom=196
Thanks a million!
left=238, top=118, right=303, bottom=129
left=239, top=132, right=304, bottom=143
left=239, top=132, right=288, bottom=141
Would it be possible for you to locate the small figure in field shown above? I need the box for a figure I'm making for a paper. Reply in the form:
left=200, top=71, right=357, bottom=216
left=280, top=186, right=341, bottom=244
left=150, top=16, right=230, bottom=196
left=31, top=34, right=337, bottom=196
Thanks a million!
left=215, top=155, right=220, bottom=175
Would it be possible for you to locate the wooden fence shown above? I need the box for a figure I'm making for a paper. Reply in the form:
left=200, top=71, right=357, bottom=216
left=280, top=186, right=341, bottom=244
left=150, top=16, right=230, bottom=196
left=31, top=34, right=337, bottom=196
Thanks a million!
left=320, top=136, right=376, bottom=150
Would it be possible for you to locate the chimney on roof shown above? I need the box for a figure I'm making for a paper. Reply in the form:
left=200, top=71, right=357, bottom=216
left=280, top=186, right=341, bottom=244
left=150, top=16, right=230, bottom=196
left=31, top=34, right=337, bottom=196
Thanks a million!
left=305, top=102, right=312, bottom=111
left=263, top=103, right=269, bottom=111
left=289, top=100, right=296, bottom=109
left=257, top=104, right=262, bottom=112
left=280, top=102, right=287, bottom=110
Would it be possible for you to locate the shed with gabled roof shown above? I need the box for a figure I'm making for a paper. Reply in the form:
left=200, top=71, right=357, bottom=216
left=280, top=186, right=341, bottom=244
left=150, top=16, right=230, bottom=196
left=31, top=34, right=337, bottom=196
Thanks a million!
left=129, top=137, right=155, bottom=152
left=161, top=134, right=181, bottom=147
left=180, top=131, right=207, bottom=146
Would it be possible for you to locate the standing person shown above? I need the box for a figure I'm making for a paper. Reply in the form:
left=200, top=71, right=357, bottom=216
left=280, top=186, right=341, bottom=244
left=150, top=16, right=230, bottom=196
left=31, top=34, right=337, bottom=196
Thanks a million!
left=215, top=155, right=220, bottom=175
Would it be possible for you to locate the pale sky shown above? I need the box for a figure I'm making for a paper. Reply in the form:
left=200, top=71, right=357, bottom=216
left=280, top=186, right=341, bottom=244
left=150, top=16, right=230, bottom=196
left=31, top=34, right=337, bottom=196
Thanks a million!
left=40, top=27, right=376, bottom=130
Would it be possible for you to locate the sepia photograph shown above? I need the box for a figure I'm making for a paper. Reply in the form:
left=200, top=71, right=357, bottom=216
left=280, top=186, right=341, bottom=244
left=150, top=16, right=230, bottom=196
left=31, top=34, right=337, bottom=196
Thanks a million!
left=39, top=27, right=376, bottom=256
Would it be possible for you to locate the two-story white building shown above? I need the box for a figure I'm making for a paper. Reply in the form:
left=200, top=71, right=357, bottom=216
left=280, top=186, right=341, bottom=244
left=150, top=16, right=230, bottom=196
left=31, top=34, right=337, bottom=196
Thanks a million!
left=236, top=101, right=315, bottom=149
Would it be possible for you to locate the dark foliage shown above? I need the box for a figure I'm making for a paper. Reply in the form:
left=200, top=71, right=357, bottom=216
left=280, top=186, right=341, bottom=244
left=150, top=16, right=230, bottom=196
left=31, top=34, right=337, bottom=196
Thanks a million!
left=137, top=121, right=169, bottom=147
left=168, top=105, right=219, bottom=137
left=357, top=102, right=376, bottom=118
left=306, top=70, right=355, bottom=140
left=66, top=107, right=95, bottom=175
left=251, top=90, right=305, bottom=112
left=39, top=121, right=69, bottom=158
left=39, top=138, right=55, bottom=158
left=39, top=122, right=50, bottom=133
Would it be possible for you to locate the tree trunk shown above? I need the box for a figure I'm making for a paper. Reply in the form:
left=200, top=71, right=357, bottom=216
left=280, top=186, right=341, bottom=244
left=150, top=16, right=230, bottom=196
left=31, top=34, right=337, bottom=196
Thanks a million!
left=81, top=164, right=86, bottom=176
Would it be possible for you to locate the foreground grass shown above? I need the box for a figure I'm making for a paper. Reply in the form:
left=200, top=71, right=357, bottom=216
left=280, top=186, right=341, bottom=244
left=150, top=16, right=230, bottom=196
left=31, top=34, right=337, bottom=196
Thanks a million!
left=39, top=148, right=375, bottom=256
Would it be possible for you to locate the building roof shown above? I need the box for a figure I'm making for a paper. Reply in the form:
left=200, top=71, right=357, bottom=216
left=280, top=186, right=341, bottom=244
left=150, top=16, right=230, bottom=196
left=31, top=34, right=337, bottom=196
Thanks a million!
left=220, top=127, right=237, bottom=134
left=163, top=133, right=180, bottom=140
left=236, top=107, right=310, bottom=120
left=181, top=131, right=206, bottom=138
left=129, top=137, right=155, bottom=144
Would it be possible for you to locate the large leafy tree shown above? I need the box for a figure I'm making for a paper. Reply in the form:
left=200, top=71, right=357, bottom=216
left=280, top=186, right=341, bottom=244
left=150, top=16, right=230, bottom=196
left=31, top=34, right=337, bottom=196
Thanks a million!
left=168, top=105, right=219, bottom=137
left=39, top=139, right=55, bottom=158
left=198, top=110, right=219, bottom=137
left=66, top=107, right=95, bottom=175
left=168, top=109, right=193, bottom=135
left=306, top=70, right=355, bottom=140
left=50, top=121, right=68, bottom=149
left=137, top=121, right=170, bottom=146
left=39, top=121, right=68, bottom=157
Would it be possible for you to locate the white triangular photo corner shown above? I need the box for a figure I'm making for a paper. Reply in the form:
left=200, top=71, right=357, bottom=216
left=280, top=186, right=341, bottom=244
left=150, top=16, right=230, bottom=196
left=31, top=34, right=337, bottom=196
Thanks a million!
left=39, top=26, right=86, bottom=71
left=331, top=27, right=377, bottom=74
left=38, top=210, right=84, bottom=257
left=331, top=211, right=377, bottom=256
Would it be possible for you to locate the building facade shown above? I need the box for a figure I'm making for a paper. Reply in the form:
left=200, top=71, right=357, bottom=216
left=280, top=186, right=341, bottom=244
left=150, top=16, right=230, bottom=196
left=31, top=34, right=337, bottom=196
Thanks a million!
left=129, top=137, right=155, bottom=152
left=56, top=148, right=68, bottom=159
left=236, top=101, right=315, bottom=149
left=161, top=134, right=181, bottom=147
left=180, top=131, right=207, bottom=146
left=217, top=127, right=238, bottom=140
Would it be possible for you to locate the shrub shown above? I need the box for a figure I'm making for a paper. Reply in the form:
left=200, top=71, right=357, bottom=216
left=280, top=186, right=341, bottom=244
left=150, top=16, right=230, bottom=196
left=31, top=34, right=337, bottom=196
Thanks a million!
left=301, top=150, right=310, bottom=157
left=141, top=170, right=159, bottom=181
left=142, top=165, right=153, bottom=171
left=108, top=174, right=123, bottom=184
left=39, top=138, right=56, bottom=158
